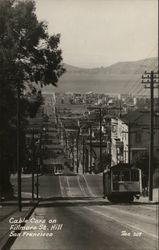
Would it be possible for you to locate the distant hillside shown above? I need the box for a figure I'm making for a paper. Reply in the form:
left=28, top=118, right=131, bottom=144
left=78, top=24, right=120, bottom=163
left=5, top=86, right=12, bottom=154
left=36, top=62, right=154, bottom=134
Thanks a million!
left=43, top=57, right=157, bottom=94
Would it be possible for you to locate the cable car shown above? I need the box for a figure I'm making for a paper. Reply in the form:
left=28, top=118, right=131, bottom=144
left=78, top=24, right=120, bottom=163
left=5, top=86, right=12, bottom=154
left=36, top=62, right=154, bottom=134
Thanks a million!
left=103, top=163, right=142, bottom=202
left=53, top=163, right=64, bottom=175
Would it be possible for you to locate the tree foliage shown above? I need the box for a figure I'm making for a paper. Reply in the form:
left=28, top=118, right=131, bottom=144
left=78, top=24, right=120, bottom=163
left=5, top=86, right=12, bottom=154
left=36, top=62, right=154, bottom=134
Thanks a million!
left=0, top=0, right=65, bottom=196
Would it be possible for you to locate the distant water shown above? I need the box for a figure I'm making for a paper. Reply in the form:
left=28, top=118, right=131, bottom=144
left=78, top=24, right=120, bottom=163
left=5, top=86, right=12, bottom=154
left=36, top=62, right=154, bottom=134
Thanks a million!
left=43, top=73, right=142, bottom=94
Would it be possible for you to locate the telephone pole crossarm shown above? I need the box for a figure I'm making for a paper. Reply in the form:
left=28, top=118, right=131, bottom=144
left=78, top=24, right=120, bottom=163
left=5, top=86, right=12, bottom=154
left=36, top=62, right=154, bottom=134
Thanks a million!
left=141, top=71, right=159, bottom=201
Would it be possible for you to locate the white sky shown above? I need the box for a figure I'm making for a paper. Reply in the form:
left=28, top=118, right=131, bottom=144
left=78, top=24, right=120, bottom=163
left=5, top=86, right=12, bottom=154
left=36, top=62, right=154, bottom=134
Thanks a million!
left=35, top=0, right=158, bottom=68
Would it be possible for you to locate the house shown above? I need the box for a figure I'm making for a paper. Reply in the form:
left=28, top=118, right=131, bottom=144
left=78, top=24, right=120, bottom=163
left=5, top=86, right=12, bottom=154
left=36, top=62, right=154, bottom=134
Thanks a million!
left=111, top=110, right=159, bottom=166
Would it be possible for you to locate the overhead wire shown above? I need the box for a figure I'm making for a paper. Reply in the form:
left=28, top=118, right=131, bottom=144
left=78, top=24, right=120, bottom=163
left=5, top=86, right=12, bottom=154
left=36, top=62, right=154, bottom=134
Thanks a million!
left=120, top=44, right=158, bottom=95
left=127, top=78, right=142, bottom=95
left=127, top=60, right=158, bottom=96
left=122, top=44, right=157, bottom=94
left=132, top=62, right=159, bottom=97
left=133, top=84, right=144, bottom=96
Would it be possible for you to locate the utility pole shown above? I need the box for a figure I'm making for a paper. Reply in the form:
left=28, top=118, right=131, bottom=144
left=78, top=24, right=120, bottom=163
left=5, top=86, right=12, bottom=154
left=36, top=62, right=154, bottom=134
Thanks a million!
left=36, top=131, right=42, bottom=201
left=119, top=99, right=122, bottom=118
left=31, top=129, right=35, bottom=201
left=89, top=125, right=92, bottom=173
left=82, top=137, right=85, bottom=174
left=64, top=128, right=68, bottom=157
left=142, top=71, right=159, bottom=201
left=99, top=108, right=102, bottom=171
left=36, top=163, right=39, bottom=200
left=17, top=82, right=22, bottom=211
left=72, top=138, right=74, bottom=171
left=128, top=122, right=131, bottom=166
left=76, top=128, right=80, bottom=173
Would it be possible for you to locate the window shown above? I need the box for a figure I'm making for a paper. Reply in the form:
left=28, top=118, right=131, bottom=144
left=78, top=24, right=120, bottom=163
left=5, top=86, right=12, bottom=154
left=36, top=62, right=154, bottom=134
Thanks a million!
left=112, top=171, right=120, bottom=181
left=112, top=125, right=117, bottom=133
left=135, top=132, right=141, bottom=143
left=113, top=183, right=119, bottom=190
left=121, top=171, right=130, bottom=181
left=113, top=170, right=130, bottom=181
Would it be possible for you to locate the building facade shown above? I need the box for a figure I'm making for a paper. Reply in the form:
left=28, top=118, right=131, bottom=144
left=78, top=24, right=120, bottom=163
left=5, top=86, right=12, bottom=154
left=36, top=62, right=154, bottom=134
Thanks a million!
left=111, top=111, right=159, bottom=167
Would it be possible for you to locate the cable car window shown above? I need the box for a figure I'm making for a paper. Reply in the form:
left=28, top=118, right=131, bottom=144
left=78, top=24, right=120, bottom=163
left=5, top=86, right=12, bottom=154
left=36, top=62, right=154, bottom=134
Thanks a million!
left=121, top=171, right=130, bottom=181
left=113, top=183, right=119, bottom=190
left=131, top=170, right=139, bottom=181
left=112, top=171, right=120, bottom=181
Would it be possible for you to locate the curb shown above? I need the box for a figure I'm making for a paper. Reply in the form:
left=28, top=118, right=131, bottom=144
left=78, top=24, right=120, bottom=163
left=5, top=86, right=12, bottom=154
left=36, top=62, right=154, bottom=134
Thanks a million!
left=0, top=200, right=39, bottom=206
left=1, top=203, right=38, bottom=250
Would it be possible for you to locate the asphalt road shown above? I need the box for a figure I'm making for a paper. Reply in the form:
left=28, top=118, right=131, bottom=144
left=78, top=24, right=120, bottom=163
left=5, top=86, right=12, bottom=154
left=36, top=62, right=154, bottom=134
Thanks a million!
left=10, top=174, right=158, bottom=250
left=11, top=202, right=157, bottom=250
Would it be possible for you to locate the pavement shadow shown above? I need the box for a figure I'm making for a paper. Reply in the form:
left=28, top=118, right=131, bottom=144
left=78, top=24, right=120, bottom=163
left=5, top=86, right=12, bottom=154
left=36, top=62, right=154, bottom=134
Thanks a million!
left=39, top=196, right=102, bottom=201
left=38, top=200, right=110, bottom=207
left=38, top=196, right=159, bottom=207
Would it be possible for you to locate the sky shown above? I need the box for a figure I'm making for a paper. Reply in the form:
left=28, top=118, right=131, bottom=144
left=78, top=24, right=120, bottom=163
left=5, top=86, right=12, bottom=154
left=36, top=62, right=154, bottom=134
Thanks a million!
left=35, top=0, right=158, bottom=68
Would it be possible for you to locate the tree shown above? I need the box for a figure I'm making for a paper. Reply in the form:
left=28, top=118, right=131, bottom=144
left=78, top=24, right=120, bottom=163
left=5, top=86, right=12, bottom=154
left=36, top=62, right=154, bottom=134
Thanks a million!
left=0, top=0, right=65, bottom=197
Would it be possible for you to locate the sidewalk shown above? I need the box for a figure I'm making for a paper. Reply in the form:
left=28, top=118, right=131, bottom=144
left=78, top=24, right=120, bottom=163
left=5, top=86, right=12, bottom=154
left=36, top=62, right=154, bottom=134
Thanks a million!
left=0, top=198, right=37, bottom=250
left=10, top=174, right=32, bottom=179
left=134, top=188, right=158, bottom=203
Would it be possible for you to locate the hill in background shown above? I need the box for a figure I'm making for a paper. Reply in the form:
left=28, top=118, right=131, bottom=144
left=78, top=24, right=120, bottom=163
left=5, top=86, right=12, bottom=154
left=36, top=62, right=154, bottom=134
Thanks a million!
left=43, top=57, right=157, bottom=94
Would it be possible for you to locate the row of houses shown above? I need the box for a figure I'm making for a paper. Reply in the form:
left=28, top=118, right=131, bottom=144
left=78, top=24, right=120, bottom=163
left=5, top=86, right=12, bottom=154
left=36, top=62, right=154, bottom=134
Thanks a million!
left=61, top=108, right=159, bottom=174
left=59, top=108, right=111, bottom=173
left=55, top=90, right=159, bottom=175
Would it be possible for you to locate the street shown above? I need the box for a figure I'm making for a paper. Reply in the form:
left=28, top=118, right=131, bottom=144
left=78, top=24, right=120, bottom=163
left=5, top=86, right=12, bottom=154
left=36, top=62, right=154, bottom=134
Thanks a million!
left=10, top=174, right=158, bottom=250
left=11, top=172, right=103, bottom=199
